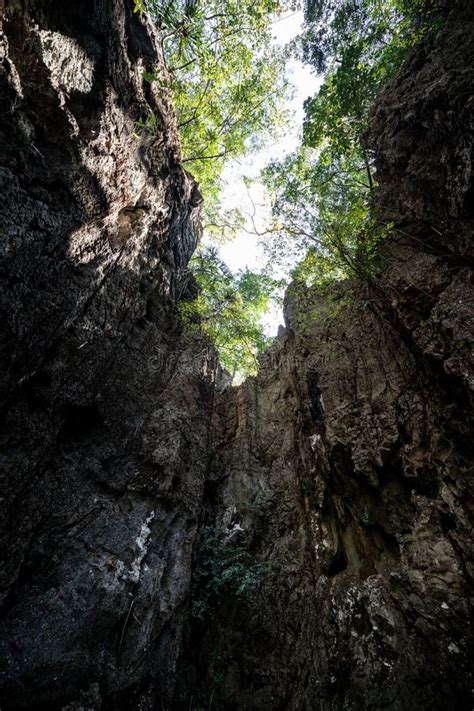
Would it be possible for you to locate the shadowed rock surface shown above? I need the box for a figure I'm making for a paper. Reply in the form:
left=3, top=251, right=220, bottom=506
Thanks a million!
left=0, top=1, right=472, bottom=710
left=0, top=2, right=216, bottom=708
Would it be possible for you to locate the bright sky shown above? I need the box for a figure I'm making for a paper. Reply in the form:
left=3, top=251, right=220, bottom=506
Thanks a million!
left=209, top=11, right=322, bottom=335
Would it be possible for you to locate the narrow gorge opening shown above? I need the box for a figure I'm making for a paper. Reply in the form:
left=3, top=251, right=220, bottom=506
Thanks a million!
left=134, top=0, right=444, bottom=386
left=1, top=1, right=472, bottom=709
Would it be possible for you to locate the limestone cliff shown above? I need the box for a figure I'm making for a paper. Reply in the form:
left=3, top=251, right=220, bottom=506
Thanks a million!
left=0, top=2, right=216, bottom=707
left=0, top=1, right=472, bottom=710
left=177, top=8, right=473, bottom=708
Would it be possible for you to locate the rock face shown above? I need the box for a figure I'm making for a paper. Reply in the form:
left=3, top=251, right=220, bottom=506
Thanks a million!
left=175, top=6, right=474, bottom=709
left=0, top=1, right=472, bottom=710
left=0, top=2, right=216, bottom=708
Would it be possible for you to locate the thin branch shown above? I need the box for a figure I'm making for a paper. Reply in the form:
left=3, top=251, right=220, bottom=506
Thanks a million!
left=182, top=150, right=230, bottom=163
left=170, top=57, right=197, bottom=72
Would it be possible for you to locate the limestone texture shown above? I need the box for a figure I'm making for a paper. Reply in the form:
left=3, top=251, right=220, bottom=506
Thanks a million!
left=0, top=1, right=472, bottom=710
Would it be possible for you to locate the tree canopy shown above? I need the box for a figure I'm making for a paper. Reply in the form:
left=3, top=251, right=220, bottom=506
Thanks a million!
left=181, top=247, right=283, bottom=380
left=135, top=0, right=443, bottom=380
left=136, top=0, right=289, bottom=224
left=134, top=0, right=290, bottom=380
left=262, top=0, right=441, bottom=298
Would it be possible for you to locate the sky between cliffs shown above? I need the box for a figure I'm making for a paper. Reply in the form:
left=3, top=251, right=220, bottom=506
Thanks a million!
left=209, top=11, right=321, bottom=335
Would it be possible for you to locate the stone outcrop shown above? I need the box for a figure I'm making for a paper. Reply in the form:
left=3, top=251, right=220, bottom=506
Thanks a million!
left=0, top=2, right=215, bottom=708
left=175, top=6, right=474, bottom=709
left=0, top=1, right=472, bottom=710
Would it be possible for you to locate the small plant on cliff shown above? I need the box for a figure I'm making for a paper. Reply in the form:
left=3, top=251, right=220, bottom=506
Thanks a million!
left=191, top=523, right=270, bottom=622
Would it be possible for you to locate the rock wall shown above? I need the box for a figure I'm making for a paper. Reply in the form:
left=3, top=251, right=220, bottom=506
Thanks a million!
left=0, top=1, right=472, bottom=710
left=0, top=2, right=216, bottom=708
left=175, top=5, right=474, bottom=710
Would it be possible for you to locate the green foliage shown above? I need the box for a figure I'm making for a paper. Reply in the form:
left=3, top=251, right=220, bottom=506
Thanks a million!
left=262, top=142, right=391, bottom=297
left=138, top=0, right=289, bottom=221
left=262, top=0, right=438, bottom=307
left=134, top=0, right=443, bottom=366
left=301, top=0, right=441, bottom=150
left=191, top=524, right=270, bottom=622
left=181, top=247, right=283, bottom=380
left=133, top=1, right=292, bottom=378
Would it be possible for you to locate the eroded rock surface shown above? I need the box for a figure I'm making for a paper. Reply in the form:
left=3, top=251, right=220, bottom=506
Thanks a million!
left=176, top=5, right=473, bottom=710
left=0, top=2, right=215, bottom=708
left=0, top=1, right=472, bottom=710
